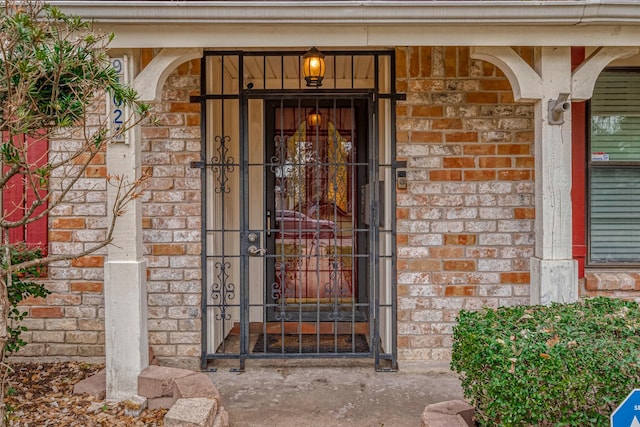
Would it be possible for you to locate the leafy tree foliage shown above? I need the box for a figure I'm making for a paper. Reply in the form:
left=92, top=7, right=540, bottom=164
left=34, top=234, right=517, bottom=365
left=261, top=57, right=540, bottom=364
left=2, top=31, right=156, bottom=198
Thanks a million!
left=3, top=244, right=48, bottom=355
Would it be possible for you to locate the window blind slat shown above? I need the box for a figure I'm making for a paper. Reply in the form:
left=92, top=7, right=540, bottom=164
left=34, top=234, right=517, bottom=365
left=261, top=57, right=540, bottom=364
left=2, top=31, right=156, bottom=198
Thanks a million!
left=592, top=72, right=640, bottom=162
left=590, top=167, right=640, bottom=262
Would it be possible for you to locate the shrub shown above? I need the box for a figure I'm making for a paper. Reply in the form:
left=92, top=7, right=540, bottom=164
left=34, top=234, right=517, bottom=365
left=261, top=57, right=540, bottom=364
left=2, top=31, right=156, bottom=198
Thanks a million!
left=451, top=297, right=640, bottom=426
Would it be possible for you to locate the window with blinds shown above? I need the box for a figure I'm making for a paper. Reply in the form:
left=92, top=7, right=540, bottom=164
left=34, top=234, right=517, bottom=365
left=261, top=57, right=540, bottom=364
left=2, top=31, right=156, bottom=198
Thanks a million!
left=589, top=70, right=640, bottom=263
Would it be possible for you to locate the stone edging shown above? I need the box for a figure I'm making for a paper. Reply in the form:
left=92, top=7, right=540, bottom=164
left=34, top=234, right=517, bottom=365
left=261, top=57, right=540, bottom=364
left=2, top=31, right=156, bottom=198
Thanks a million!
left=74, top=365, right=229, bottom=427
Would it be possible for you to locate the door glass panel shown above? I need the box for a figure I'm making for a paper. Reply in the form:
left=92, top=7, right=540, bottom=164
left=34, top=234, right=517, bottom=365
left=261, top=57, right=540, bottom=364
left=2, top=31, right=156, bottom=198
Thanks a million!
left=266, top=102, right=364, bottom=321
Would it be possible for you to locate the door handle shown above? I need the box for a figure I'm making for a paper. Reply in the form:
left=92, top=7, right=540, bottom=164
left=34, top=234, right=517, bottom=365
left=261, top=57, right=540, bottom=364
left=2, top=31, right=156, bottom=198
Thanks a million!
left=266, top=210, right=272, bottom=237
left=248, top=246, right=267, bottom=257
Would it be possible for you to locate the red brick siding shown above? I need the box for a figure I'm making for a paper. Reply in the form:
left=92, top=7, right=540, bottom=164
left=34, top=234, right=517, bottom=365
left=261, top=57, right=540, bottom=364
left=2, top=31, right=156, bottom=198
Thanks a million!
left=142, top=58, right=202, bottom=368
left=395, top=46, right=535, bottom=361
left=20, top=120, right=109, bottom=357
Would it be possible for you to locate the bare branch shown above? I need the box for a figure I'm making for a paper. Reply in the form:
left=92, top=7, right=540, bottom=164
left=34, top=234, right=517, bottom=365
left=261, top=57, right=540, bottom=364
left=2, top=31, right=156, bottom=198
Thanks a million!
left=5, top=172, right=148, bottom=274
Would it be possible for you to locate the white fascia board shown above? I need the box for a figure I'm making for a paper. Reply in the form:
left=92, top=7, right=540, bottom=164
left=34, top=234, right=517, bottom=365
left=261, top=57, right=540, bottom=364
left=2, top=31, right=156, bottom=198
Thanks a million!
left=97, top=23, right=640, bottom=49
left=48, top=1, right=640, bottom=48
left=47, top=1, right=640, bottom=25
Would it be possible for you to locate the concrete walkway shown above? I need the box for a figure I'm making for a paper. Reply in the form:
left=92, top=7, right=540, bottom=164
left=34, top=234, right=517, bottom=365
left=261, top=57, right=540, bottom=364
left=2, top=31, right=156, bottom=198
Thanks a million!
left=206, top=360, right=465, bottom=427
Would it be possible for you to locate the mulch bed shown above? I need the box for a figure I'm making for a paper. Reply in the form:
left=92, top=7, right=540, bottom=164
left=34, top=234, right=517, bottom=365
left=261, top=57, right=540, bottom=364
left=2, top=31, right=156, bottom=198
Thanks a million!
left=4, top=362, right=167, bottom=426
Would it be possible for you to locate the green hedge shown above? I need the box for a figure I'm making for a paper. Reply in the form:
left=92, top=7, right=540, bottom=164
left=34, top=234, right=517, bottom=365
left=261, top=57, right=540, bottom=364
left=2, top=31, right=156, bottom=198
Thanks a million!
left=451, top=297, right=640, bottom=426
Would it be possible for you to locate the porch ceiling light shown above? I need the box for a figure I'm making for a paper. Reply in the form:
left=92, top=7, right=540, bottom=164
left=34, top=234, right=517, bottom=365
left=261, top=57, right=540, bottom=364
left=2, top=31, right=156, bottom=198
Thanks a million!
left=303, top=47, right=326, bottom=88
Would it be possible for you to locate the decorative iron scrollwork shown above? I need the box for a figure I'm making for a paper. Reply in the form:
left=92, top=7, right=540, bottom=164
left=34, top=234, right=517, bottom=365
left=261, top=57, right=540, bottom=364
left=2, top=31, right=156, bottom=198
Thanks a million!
left=210, top=135, right=234, bottom=194
left=325, top=258, right=349, bottom=321
left=211, top=261, right=235, bottom=321
left=270, top=278, right=291, bottom=321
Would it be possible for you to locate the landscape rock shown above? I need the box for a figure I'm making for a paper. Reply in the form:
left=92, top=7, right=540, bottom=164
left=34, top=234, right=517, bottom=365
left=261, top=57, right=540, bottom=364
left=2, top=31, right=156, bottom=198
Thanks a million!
left=138, top=365, right=196, bottom=399
left=124, top=395, right=148, bottom=417
left=213, top=406, right=229, bottom=427
left=148, top=396, right=177, bottom=410
left=422, top=399, right=475, bottom=427
left=72, top=369, right=106, bottom=400
left=164, top=398, right=218, bottom=427
left=173, top=373, right=221, bottom=405
left=421, top=412, right=469, bottom=427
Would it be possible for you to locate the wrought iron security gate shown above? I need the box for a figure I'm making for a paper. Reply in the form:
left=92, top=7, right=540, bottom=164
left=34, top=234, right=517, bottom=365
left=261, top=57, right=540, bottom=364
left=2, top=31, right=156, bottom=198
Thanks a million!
left=197, top=50, right=398, bottom=371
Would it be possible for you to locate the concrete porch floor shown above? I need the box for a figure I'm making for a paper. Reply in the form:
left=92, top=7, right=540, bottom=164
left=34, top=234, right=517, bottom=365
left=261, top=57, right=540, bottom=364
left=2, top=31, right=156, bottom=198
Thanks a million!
left=205, top=359, right=465, bottom=427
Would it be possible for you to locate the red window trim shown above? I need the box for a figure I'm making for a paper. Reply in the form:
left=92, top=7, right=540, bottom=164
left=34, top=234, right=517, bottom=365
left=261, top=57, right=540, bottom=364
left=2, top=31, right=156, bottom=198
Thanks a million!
left=571, top=47, right=587, bottom=278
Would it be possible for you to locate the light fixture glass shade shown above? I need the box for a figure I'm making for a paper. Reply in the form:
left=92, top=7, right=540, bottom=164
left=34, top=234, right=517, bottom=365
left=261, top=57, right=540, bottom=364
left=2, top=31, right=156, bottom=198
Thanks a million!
left=307, top=110, right=322, bottom=127
left=303, top=47, right=326, bottom=87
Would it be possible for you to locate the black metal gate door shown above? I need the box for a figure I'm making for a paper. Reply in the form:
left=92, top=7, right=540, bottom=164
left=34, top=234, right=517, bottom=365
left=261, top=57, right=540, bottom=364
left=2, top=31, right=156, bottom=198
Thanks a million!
left=199, top=51, right=398, bottom=371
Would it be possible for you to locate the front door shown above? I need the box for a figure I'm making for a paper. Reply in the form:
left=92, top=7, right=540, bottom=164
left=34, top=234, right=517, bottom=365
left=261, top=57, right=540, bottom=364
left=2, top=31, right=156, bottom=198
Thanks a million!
left=238, top=95, right=374, bottom=359
left=263, top=98, right=369, bottom=324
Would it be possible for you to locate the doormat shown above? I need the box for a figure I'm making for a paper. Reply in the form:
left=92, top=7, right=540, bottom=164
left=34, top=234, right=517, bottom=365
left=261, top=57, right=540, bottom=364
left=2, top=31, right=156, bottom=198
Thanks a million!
left=253, top=333, right=369, bottom=354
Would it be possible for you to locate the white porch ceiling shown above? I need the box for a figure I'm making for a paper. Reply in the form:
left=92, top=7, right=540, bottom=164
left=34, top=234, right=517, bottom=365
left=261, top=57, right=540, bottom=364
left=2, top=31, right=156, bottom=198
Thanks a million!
left=235, top=54, right=374, bottom=84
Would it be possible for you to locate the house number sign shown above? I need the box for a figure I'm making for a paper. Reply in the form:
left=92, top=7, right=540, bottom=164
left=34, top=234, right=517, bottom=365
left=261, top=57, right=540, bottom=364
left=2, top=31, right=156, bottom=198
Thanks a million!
left=110, top=56, right=128, bottom=144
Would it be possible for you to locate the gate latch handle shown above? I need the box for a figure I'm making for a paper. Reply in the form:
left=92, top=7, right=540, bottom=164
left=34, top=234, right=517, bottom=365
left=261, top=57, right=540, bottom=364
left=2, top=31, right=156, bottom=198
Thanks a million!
left=248, top=246, right=267, bottom=257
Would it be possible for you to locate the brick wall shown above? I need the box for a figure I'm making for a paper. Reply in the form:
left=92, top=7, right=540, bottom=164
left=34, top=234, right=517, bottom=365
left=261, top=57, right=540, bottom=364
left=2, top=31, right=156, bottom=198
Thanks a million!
left=142, top=57, right=202, bottom=369
left=394, top=47, right=535, bottom=361
left=582, top=273, right=640, bottom=301
left=20, top=129, right=109, bottom=358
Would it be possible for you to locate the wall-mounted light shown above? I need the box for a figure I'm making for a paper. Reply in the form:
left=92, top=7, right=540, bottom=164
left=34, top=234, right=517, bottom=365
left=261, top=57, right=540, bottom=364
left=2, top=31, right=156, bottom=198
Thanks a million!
left=303, top=47, right=326, bottom=88
left=307, top=109, right=322, bottom=127
left=548, top=93, right=571, bottom=125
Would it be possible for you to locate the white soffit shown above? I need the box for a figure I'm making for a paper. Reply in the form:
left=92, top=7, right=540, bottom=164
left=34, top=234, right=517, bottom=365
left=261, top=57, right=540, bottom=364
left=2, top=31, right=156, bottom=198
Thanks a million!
left=49, top=1, right=640, bottom=48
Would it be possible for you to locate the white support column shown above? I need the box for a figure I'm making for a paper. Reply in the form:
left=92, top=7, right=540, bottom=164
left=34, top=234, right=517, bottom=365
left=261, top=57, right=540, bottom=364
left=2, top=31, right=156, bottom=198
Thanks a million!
left=104, top=53, right=148, bottom=401
left=104, top=48, right=204, bottom=401
left=529, top=48, right=577, bottom=305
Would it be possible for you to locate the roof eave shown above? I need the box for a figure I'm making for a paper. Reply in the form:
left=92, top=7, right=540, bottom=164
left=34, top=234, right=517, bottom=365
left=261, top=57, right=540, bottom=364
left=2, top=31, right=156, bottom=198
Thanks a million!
left=47, top=1, right=640, bottom=26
